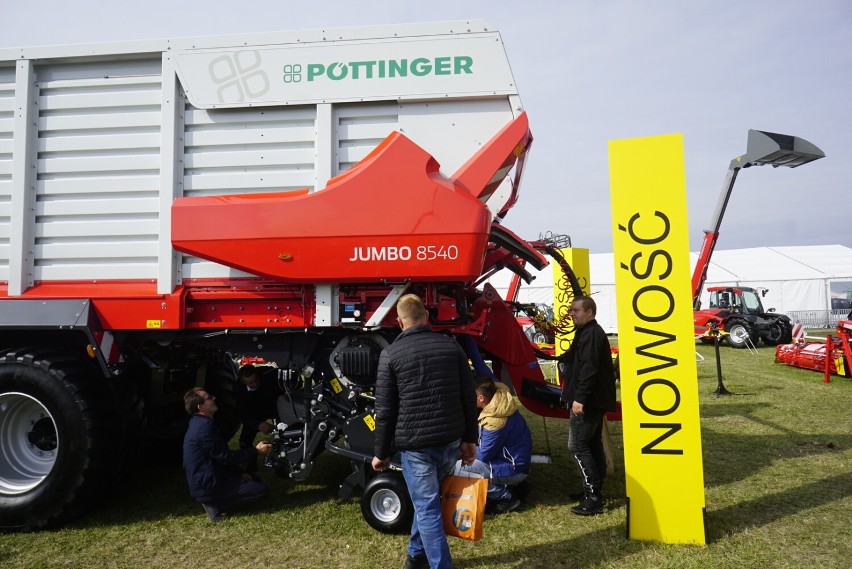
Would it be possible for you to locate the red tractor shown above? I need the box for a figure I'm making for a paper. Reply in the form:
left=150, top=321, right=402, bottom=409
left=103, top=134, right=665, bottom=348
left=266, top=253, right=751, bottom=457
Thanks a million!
left=694, top=286, right=793, bottom=348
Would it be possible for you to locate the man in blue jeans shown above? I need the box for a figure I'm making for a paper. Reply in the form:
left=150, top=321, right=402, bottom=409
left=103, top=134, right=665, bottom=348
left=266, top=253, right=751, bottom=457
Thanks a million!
left=372, top=294, right=479, bottom=569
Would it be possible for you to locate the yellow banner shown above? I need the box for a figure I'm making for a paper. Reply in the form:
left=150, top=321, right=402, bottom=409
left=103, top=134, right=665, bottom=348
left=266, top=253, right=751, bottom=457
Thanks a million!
left=552, top=247, right=589, bottom=357
left=609, top=134, right=706, bottom=544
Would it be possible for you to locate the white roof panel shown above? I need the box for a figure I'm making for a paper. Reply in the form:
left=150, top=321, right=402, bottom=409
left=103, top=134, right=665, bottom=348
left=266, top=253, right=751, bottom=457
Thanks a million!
left=767, top=245, right=852, bottom=279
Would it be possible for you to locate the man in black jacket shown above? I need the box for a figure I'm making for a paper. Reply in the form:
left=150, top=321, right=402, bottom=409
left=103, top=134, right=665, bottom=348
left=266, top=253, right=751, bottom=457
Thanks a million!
left=235, top=364, right=279, bottom=473
left=559, top=295, right=617, bottom=516
left=182, top=387, right=272, bottom=521
left=372, top=294, right=478, bottom=569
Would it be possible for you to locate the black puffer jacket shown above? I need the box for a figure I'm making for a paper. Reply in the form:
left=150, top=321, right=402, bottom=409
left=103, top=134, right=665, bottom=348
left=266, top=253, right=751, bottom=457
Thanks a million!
left=374, top=324, right=478, bottom=459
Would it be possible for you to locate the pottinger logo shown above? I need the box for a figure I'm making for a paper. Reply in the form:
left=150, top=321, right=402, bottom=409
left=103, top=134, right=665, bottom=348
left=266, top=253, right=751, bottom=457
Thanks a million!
left=282, top=55, right=474, bottom=83
left=283, top=64, right=302, bottom=83
left=209, top=50, right=271, bottom=104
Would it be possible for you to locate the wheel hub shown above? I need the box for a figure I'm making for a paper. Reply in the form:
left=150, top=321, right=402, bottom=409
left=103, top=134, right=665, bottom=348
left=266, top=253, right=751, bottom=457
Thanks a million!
left=370, top=488, right=401, bottom=522
left=730, top=328, right=748, bottom=340
left=0, top=392, right=58, bottom=494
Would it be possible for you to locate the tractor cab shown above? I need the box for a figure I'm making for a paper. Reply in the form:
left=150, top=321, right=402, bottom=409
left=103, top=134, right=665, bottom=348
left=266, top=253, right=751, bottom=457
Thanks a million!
left=708, top=287, right=766, bottom=316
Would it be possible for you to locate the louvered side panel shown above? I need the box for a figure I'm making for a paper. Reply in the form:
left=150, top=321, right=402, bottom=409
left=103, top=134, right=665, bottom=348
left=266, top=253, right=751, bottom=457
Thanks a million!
left=180, top=104, right=317, bottom=279
left=34, top=70, right=162, bottom=281
left=335, top=103, right=400, bottom=174
left=0, top=76, right=13, bottom=281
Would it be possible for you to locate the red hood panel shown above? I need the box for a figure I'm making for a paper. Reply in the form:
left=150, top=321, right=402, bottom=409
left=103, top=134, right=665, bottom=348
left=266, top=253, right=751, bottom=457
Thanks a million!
left=172, top=132, right=489, bottom=283
left=172, top=114, right=531, bottom=283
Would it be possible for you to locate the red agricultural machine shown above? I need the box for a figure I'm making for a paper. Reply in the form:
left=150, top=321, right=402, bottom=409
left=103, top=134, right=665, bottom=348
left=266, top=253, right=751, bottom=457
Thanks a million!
left=0, top=21, right=583, bottom=533
left=774, top=320, right=852, bottom=379
left=691, top=130, right=825, bottom=348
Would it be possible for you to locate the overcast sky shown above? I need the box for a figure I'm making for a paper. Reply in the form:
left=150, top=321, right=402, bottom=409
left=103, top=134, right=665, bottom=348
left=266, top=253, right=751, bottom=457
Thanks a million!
left=1, top=0, right=849, bottom=253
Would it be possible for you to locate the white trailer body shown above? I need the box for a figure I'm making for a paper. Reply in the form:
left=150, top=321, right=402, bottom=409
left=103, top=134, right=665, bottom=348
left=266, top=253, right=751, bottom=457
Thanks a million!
left=0, top=20, right=523, bottom=295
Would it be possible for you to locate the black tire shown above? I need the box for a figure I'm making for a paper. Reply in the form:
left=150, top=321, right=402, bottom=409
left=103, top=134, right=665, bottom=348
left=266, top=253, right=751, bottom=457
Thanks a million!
left=0, top=348, right=121, bottom=531
left=762, top=320, right=793, bottom=346
left=360, top=473, right=413, bottom=534
left=725, top=319, right=756, bottom=349
left=532, top=332, right=549, bottom=345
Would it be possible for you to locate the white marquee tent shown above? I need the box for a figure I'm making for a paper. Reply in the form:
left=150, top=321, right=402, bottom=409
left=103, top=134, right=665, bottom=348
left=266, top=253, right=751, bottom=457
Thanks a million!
left=489, top=244, right=852, bottom=333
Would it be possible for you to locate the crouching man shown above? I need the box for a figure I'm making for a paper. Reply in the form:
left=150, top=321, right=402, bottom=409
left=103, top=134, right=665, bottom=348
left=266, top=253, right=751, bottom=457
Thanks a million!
left=462, top=374, right=532, bottom=514
left=182, top=387, right=273, bottom=521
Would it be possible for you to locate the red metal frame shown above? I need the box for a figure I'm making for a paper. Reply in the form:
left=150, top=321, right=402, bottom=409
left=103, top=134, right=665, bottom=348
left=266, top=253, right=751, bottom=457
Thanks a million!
left=450, top=111, right=532, bottom=206
left=691, top=230, right=719, bottom=304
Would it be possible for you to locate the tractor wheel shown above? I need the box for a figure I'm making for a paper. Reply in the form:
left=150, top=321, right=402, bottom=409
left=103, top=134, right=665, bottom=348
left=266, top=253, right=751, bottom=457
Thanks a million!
left=762, top=320, right=793, bottom=346
left=0, top=348, right=121, bottom=531
left=360, top=473, right=413, bottom=534
left=725, top=320, right=756, bottom=349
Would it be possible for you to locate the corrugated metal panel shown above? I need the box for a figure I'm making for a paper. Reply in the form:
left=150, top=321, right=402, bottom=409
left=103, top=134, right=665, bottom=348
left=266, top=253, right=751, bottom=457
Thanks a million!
left=33, top=67, right=161, bottom=282
left=182, top=105, right=316, bottom=196
left=0, top=78, right=14, bottom=281
left=180, top=104, right=318, bottom=279
left=335, top=103, right=399, bottom=173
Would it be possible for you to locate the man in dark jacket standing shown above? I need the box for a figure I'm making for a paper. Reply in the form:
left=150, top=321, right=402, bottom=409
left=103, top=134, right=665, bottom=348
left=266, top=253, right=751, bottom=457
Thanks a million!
left=559, top=295, right=617, bottom=516
left=372, top=294, right=478, bottom=569
left=182, top=387, right=272, bottom=521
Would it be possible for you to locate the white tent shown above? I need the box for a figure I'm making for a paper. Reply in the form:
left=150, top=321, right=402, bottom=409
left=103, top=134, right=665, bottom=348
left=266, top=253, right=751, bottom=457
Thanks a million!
left=488, top=244, right=852, bottom=333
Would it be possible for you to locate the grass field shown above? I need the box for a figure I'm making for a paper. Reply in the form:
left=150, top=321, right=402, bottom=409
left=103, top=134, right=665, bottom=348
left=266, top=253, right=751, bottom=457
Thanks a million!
left=1, top=341, right=850, bottom=568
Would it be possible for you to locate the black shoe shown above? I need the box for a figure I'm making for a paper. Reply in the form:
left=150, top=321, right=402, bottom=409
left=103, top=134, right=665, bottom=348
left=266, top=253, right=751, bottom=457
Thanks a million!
left=512, top=479, right=531, bottom=501
left=494, top=497, right=522, bottom=514
left=403, top=554, right=428, bottom=569
left=571, top=496, right=604, bottom=516
left=201, top=503, right=227, bottom=522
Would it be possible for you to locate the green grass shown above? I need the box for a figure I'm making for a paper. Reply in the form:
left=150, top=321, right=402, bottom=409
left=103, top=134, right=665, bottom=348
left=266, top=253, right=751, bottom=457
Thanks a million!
left=2, top=342, right=850, bottom=568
